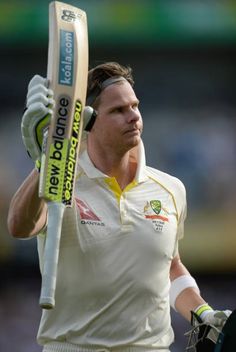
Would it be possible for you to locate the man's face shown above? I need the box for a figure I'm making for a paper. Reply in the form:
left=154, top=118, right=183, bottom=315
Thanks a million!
left=90, top=81, right=143, bottom=154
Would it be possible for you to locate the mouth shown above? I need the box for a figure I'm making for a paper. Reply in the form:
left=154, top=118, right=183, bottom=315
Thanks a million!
left=124, top=128, right=140, bottom=135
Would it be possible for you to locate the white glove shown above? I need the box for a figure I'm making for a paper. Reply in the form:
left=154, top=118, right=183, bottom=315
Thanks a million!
left=21, top=74, right=54, bottom=170
left=195, top=303, right=232, bottom=328
left=21, top=74, right=96, bottom=170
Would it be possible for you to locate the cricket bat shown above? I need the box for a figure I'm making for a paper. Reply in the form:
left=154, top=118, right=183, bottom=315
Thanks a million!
left=38, top=1, right=88, bottom=309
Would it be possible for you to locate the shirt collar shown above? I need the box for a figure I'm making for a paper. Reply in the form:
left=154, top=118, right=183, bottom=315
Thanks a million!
left=78, top=140, right=148, bottom=183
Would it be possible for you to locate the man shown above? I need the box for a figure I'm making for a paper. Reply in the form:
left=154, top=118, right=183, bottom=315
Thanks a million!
left=7, top=62, right=231, bottom=352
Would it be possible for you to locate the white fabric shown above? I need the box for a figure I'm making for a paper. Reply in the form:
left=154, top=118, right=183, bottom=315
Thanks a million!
left=37, top=141, right=186, bottom=350
left=169, top=275, right=200, bottom=311
left=43, top=341, right=170, bottom=352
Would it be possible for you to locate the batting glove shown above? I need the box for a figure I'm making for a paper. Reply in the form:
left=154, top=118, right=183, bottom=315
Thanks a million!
left=21, top=74, right=54, bottom=171
left=194, top=303, right=232, bottom=328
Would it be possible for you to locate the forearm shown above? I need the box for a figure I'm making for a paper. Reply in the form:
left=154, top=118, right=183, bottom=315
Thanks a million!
left=170, top=254, right=206, bottom=321
left=174, top=287, right=206, bottom=322
left=170, top=256, right=232, bottom=327
left=7, top=169, right=47, bottom=238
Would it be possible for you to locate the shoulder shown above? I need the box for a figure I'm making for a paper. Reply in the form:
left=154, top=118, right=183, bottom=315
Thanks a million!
left=146, top=166, right=185, bottom=193
left=146, top=166, right=186, bottom=216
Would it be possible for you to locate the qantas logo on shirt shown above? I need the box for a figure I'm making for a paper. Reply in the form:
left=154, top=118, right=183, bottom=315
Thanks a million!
left=75, top=198, right=100, bottom=220
left=75, top=198, right=105, bottom=226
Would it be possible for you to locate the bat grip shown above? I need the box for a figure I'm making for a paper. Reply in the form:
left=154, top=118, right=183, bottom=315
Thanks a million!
left=39, top=202, right=65, bottom=309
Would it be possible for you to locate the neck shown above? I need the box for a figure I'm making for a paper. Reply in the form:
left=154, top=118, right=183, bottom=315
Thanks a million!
left=87, top=138, right=137, bottom=190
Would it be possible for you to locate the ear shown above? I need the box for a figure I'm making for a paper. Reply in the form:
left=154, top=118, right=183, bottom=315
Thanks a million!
left=83, top=106, right=98, bottom=132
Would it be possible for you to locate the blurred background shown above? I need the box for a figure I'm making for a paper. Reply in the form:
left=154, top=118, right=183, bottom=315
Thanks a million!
left=0, top=0, right=236, bottom=351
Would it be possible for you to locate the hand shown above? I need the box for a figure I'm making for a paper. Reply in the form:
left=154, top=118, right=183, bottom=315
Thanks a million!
left=201, top=310, right=232, bottom=328
left=195, top=303, right=232, bottom=328
left=21, top=74, right=54, bottom=170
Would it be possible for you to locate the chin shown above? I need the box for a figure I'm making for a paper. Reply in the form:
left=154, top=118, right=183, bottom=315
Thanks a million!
left=127, top=136, right=141, bottom=149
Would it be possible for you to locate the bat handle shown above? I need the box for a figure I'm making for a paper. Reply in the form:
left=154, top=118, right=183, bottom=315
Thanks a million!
left=39, top=202, right=65, bottom=309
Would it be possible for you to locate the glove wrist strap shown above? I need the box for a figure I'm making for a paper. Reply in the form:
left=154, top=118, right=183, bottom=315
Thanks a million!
left=195, top=303, right=213, bottom=318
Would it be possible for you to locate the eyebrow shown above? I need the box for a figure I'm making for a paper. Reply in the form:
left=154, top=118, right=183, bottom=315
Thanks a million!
left=108, top=98, right=140, bottom=110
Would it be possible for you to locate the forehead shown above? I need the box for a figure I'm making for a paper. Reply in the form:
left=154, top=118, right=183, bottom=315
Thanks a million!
left=99, top=81, right=138, bottom=108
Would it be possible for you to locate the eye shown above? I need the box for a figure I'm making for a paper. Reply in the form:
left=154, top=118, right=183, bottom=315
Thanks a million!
left=111, top=107, right=123, bottom=113
left=132, top=101, right=139, bottom=110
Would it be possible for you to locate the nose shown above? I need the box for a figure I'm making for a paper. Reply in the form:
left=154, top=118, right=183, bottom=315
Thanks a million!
left=127, top=106, right=141, bottom=123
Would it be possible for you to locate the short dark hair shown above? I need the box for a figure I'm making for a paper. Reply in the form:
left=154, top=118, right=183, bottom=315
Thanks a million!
left=86, top=62, right=134, bottom=107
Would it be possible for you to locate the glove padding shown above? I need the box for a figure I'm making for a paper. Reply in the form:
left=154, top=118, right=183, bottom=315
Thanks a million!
left=201, top=310, right=232, bottom=328
left=21, top=74, right=96, bottom=170
left=195, top=303, right=232, bottom=328
left=21, top=74, right=54, bottom=167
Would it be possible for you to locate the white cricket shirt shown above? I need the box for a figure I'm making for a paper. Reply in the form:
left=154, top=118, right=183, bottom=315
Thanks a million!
left=37, top=141, right=187, bottom=351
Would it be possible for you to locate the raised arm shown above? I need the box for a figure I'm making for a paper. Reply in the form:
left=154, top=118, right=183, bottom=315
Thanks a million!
left=8, top=74, right=54, bottom=238
left=7, top=169, right=47, bottom=238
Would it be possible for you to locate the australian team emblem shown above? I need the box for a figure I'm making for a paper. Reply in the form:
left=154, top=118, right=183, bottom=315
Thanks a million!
left=150, top=200, right=162, bottom=215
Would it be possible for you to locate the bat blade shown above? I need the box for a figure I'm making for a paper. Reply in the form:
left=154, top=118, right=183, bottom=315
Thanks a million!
left=38, top=1, right=88, bottom=309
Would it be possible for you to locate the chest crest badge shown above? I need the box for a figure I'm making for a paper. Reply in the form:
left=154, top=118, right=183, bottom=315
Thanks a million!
left=150, top=200, right=161, bottom=214
left=144, top=200, right=169, bottom=222
left=144, top=200, right=169, bottom=233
